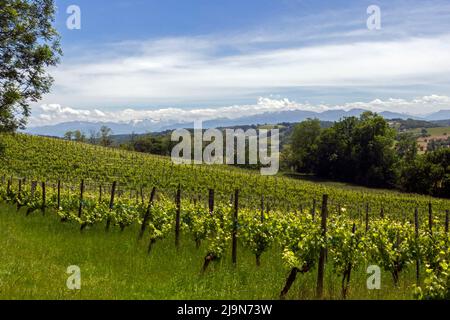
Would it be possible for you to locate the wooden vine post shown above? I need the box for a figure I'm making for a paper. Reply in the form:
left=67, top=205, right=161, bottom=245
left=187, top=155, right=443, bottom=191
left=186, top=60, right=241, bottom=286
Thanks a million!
left=446, top=210, right=449, bottom=234
left=208, top=189, right=215, bottom=215
left=78, top=179, right=84, bottom=218
left=414, top=207, right=420, bottom=284
left=57, top=180, right=61, bottom=209
left=138, top=187, right=157, bottom=240
left=342, top=223, right=356, bottom=299
left=232, top=189, right=239, bottom=266
left=428, top=202, right=433, bottom=236
left=6, top=178, right=11, bottom=195
left=311, top=199, right=316, bottom=221
left=105, top=181, right=117, bottom=231
left=30, top=181, right=37, bottom=199
left=261, top=195, right=265, bottom=223
left=365, top=203, right=370, bottom=232
left=316, top=194, right=328, bottom=299
left=59, top=180, right=69, bottom=222
left=175, top=185, right=181, bottom=249
left=41, top=181, right=46, bottom=215
left=261, top=195, right=265, bottom=214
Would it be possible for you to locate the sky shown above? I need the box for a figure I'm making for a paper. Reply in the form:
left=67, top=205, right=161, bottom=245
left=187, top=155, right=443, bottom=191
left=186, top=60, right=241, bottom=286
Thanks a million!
left=29, top=0, right=450, bottom=127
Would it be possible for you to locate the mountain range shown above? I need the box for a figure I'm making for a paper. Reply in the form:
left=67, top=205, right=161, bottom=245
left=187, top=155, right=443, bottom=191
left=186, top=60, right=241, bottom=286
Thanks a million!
left=25, top=108, right=450, bottom=137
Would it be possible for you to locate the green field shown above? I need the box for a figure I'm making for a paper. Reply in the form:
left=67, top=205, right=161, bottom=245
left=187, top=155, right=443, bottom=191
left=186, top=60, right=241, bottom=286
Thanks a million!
left=0, top=203, right=418, bottom=300
left=411, top=126, right=450, bottom=137
left=0, top=133, right=448, bottom=300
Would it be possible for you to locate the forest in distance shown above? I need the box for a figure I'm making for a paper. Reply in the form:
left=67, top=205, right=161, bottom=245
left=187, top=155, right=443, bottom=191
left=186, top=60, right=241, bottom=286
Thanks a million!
left=52, top=112, right=450, bottom=199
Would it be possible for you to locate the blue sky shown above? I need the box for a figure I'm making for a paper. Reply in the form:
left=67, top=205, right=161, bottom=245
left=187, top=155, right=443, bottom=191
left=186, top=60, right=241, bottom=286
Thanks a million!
left=31, top=0, right=450, bottom=126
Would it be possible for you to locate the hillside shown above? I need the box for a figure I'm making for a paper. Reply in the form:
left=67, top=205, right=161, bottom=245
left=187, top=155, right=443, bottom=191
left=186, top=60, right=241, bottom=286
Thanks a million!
left=1, top=133, right=449, bottom=300
left=1, top=133, right=449, bottom=215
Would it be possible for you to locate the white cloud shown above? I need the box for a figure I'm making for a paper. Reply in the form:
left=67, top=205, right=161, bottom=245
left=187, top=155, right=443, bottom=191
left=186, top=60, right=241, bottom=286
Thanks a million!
left=340, top=95, right=450, bottom=114
left=29, top=95, right=450, bottom=127
left=29, top=1, right=450, bottom=122
left=37, top=33, right=450, bottom=107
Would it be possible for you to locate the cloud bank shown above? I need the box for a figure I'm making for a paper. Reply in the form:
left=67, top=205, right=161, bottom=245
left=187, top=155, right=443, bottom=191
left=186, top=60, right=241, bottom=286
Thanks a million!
left=29, top=95, right=450, bottom=127
left=31, top=0, right=450, bottom=124
left=42, top=34, right=450, bottom=108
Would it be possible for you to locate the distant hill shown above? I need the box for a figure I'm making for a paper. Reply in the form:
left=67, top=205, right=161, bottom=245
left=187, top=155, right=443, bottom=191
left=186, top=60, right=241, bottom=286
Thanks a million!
left=25, top=108, right=450, bottom=137
left=25, top=120, right=173, bottom=137
left=424, top=110, right=450, bottom=121
left=380, top=111, right=419, bottom=120
left=111, top=122, right=311, bottom=145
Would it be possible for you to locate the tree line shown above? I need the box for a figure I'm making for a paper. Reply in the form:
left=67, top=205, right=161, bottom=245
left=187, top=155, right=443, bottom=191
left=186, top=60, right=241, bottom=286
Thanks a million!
left=285, top=112, right=449, bottom=198
left=60, top=114, right=449, bottom=198
left=63, top=126, right=113, bottom=147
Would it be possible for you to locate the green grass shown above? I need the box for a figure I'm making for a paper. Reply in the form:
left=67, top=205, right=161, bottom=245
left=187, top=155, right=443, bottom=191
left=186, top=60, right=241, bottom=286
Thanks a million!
left=411, top=126, right=450, bottom=137
left=0, top=203, right=418, bottom=300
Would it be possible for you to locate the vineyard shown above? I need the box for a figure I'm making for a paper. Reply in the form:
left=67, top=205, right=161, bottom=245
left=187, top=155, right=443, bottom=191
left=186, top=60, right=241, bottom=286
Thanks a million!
left=0, top=133, right=449, bottom=299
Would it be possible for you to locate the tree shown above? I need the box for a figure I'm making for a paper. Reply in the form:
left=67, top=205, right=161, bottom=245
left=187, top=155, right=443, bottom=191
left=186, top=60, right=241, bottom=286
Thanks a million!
left=127, top=133, right=175, bottom=156
left=398, top=148, right=450, bottom=197
left=73, top=130, right=86, bottom=142
left=0, top=0, right=61, bottom=132
left=396, top=132, right=418, bottom=162
left=290, top=119, right=321, bottom=173
left=312, top=112, right=397, bottom=187
left=64, top=130, right=85, bottom=142
left=64, top=131, right=74, bottom=141
left=100, top=126, right=113, bottom=147
left=315, top=116, right=359, bottom=181
left=88, top=129, right=99, bottom=144
left=351, top=112, right=397, bottom=186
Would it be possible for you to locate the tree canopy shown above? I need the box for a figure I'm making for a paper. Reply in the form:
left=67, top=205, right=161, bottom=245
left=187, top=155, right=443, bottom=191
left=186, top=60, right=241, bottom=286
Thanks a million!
left=290, top=118, right=321, bottom=173
left=399, top=148, right=450, bottom=197
left=0, top=0, right=61, bottom=132
left=287, top=112, right=449, bottom=196
left=290, top=112, right=398, bottom=187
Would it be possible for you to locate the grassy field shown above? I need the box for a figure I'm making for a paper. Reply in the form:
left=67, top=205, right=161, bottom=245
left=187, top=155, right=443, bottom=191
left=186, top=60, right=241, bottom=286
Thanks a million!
left=411, top=126, right=450, bottom=136
left=0, top=203, right=419, bottom=300
left=422, top=126, right=450, bottom=136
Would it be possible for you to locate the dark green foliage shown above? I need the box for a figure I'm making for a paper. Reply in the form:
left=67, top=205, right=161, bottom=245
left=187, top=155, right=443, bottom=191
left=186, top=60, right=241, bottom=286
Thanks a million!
left=127, top=134, right=175, bottom=156
left=288, top=113, right=449, bottom=196
left=64, top=130, right=86, bottom=142
left=315, top=116, right=360, bottom=182
left=392, top=118, right=437, bottom=131
left=291, top=112, right=397, bottom=188
left=0, top=0, right=61, bottom=132
left=427, top=137, right=450, bottom=152
left=289, top=119, right=321, bottom=173
left=100, top=126, right=113, bottom=147
left=396, top=132, right=418, bottom=162
left=399, top=148, right=450, bottom=198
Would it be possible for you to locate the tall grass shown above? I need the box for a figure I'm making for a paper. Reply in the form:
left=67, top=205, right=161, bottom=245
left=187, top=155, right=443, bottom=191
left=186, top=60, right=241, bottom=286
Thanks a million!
left=0, top=203, right=416, bottom=300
